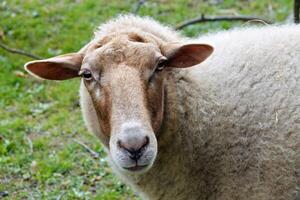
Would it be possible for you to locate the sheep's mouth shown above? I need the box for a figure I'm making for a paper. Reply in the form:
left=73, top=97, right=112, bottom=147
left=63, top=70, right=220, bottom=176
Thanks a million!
left=123, top=164, right=148, bottom=172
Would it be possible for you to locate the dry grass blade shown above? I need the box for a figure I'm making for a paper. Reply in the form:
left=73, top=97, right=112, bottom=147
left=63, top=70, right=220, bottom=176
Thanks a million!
left=73, top=139, right=100, bottom=159
left=132, top=0, right=147, bottom=14
left=25, top=136, right=33, bottom=155
left=0, top=42, right=42, bottom=60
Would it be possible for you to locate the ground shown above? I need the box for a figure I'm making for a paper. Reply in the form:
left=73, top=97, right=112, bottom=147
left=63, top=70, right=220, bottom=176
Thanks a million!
left=0, top=0, right=292, bottom=199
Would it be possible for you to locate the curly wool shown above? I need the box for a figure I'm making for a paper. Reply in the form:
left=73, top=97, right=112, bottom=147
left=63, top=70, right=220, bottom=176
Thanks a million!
left=80, top=15, right=300, bottom=200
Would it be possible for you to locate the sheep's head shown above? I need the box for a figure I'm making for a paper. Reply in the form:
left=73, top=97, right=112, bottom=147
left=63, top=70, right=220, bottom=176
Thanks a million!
left=24, top=31, right=213, bottom=173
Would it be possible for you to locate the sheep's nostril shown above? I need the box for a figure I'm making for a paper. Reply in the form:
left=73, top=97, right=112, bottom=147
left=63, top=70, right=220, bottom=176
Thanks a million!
left=141, top=136, right=149, bottom=149
left=128, top=149, right=143, bottom=161
left=117, top=136, right=150, bottom=161
left=117, top=140, right=123, bottom=149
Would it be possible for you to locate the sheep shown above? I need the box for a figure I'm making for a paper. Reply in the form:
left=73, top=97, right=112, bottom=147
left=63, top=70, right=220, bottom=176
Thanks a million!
left=24, top=15, right=300, bottom=200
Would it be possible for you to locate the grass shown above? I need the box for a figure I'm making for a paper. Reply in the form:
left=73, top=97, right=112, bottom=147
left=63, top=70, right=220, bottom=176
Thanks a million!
left=0, top=0, right=292, bottom=199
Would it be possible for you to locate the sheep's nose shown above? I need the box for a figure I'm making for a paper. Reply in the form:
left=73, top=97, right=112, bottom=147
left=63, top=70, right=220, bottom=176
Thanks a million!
left=117, top=128, right=150, bottom=161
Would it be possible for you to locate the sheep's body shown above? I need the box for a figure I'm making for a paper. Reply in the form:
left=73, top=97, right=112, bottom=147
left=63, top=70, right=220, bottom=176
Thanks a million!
left=80, top=16, right=300, bottom=200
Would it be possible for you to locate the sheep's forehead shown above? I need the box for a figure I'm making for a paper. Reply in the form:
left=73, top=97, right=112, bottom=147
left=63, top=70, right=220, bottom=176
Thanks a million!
left=85, top=33, right=162, bottom=71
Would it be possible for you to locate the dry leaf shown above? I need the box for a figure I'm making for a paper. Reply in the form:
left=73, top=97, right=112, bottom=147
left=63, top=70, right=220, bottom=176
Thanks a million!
left=13, top=70, right=27, bottom=78
left=0, top=30, right=4, bottom=40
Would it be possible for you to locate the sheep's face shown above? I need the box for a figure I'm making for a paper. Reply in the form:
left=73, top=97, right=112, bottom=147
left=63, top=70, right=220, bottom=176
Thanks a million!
left=24, top=32, right=213, bottom=173
left=81, top=33, right=166, bottom=173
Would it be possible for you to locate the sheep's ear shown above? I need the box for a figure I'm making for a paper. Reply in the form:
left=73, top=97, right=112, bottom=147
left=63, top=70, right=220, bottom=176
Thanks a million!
left=24, top=53, right=83, bottom=80
left=161, top=43, right=213, bottom=68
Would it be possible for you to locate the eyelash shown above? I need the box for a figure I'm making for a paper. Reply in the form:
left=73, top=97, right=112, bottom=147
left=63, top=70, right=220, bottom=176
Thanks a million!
left=148, top=57, right=168, bottom=82
left=155, top=57, right=167, bottom=72
left=79, top=69, right=93, bottom=80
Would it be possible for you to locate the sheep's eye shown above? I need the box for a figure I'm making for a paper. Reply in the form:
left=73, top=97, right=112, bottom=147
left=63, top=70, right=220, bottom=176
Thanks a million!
left=156, top=57, right=167, bottom=72
left=79, top=69, right=93, bottom=80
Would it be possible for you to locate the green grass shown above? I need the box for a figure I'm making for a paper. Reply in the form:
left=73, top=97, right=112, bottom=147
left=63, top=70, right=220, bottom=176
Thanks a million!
left=0, top=0, right=292, bottom=199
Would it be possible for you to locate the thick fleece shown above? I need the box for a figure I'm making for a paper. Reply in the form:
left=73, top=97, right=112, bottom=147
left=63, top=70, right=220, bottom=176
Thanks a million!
left=80, top=15, right=300, bottom=200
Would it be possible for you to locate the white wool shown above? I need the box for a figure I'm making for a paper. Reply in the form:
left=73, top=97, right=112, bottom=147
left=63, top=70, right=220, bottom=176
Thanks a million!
left=80, top=15, right=300, bottom=200
left=94, top=14, right=182, bottom=42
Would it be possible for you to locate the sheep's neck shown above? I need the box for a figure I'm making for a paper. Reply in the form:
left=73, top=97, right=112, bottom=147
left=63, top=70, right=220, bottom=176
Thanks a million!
left=123, top=70, right=214, bottom=199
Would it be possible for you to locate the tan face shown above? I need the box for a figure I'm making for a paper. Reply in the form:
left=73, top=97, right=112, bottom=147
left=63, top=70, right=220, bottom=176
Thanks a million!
left=81, top=33, right=166, bottom=172
left=24, top=31, right=213, bottom=173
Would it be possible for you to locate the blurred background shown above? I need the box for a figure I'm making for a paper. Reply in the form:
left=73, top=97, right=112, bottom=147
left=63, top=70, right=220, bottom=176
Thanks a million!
left=0, top=0, right=294, bottom=199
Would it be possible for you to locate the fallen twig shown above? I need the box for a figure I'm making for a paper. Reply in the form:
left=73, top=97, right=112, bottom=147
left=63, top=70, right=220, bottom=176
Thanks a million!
left=175, top=15, right=272, bottom=30
left=73, top=139, right=99, bottom=159
left=132, top=0, right=147, bottom=14
left=0, top=42, right=42, bottom=60
left=294, top=0, right=300, bottom=23
left=0, top=14, right=273, bottom=59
